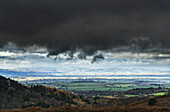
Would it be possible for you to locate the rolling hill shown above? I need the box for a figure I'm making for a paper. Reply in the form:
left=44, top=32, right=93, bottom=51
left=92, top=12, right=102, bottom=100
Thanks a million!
left=0, top=75, right=85, bottom=109
left=0, top=75, right=170, bottom=112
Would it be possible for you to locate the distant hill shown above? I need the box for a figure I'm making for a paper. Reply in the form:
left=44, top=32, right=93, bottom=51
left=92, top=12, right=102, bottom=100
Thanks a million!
left=0, top=75, right=85, bottom=109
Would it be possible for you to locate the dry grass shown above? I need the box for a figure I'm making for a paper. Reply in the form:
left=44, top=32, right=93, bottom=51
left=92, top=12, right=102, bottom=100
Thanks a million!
left=1, top=105, right=170, bottom=112
left=1, top=92, right=170, bottom=112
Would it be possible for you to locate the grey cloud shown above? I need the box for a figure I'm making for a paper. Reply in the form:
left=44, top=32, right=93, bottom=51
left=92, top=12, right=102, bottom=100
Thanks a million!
left=0, top=0, right=170, bottom=55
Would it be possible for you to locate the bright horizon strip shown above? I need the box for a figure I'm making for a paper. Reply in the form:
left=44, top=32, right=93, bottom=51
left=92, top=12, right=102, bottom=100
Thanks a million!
left=12, top=77, right=170, bottom=82
left=1, top=47, right=170, bottom=84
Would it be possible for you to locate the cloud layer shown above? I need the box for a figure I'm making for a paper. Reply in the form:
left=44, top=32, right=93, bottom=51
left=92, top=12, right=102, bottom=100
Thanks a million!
left=0, top=0, right=170, bottom=54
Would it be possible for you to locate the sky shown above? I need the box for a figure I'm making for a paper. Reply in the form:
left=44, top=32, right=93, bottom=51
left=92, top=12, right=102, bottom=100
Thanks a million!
left=0, top=43, right=170, bottom=83
left=0, top=0, right=170, bottom=83
left=0, top=0, right=170, bottom=55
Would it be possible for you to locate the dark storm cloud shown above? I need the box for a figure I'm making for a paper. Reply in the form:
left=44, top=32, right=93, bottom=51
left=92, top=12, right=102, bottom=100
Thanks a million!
left=0, top=0, right=170, bottom=54
left=92, top=54, right=104, bottom=63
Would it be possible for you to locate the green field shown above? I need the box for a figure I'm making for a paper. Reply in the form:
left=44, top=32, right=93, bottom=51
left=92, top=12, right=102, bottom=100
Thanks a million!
left=31, top=81, right=170, bottom=97
left=125, top=95, right=139, bottom=97
left=51, top=82, right=138, bottom=92
left=151, top=92, right=167, bottom=96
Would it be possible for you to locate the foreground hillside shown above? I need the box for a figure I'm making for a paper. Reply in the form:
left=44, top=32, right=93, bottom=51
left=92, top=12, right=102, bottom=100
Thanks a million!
left=1, top=103, right=170, bottom=112
left=1, top=75, right=170, bottom=112
left=1, top=95, right=170, bottom=112
left=0, top=76, right=85, bottom=109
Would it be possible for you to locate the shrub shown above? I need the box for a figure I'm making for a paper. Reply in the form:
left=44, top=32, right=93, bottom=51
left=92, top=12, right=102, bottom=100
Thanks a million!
left=148, top=98, right=157, bottom=106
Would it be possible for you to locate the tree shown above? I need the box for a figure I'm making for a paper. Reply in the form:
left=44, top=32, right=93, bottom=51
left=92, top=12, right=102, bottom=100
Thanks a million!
left=7, top=79, right=11, bottom=86
left=148, top=98, right=157, bottom=106
left=7, top=87, right=15, bottom=95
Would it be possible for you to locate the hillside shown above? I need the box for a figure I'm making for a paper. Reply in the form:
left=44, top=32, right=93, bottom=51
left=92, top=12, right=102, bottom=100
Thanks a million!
left=129, top=94, right=170, bottom=108
left=1, top=96, right=170, bottom=112
left=1, top=75, right=170, bottom=112
left=0, top=76, right=85, bottom=109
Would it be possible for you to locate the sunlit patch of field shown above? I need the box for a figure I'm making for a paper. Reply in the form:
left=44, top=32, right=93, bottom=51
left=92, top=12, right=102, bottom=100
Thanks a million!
left=53, top=82, right=135, bottom=91
left=151, top=92, right=167, bottom=96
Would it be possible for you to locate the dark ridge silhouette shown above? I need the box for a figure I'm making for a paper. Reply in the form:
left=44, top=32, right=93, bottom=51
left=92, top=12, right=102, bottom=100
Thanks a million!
left=0, top=75, right=85, bottom=109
